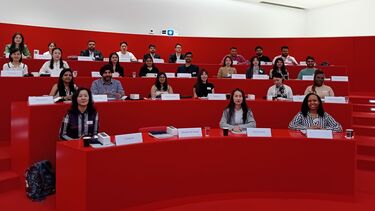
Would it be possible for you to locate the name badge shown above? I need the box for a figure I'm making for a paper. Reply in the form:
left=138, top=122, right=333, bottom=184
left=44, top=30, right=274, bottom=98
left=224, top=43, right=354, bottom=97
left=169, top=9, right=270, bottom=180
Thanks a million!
left=231, top=74, right=246, bottom=79
left=302, top=75, right=314, bottom=81
left=34, top=54, right=51, bottom=60
left=119, top=57, right=131, bottom=62
left=161, top=94, right=180, bottom=100
left=324, top=96, right=347, bottom=104
left=145, top=73, right=157, bottom=78
left=331, top=76, right=349, bottom=82
left=153, top=59, right=164, bottom=63
left=165, top=73, right=175, bottom=78
left=207, top=87, right=212, bottom=90
left=292, top=95, right=305, bottom=102
left=87, top=121, right=93, bottom=125
left=178, top=127, right=202, bottom=138
left=232, top=61, right=238, bottom=65
left=1, top=70, right=23, bottom=77
left=306, top=129, right=333, bottom=139
left=299, top=61, right=307, bottom=66
left=78, top=56, right=94, bottom=61
left=207, top=93, right=226, bottom=100
left=177, top=73, right=192, bottom=78
left=92, top=95, right=108, bottom=102
left=28, top=96, right=54, bottom=105
left=91, top=71, right=101, bottom=78
left=252, top=74, right=269, bottom=80
left=115, top=133, right=143, bottom=146
left=246, top=128, right=272, bottom=137
left=176, top=59, right=186, bottom=64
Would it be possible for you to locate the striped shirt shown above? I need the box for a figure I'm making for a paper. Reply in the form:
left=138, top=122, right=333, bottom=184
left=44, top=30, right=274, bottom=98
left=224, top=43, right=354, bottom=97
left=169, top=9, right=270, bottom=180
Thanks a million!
left=288, top=112, right=342, bottom=132
left=59, top=110, right=99, bottom=140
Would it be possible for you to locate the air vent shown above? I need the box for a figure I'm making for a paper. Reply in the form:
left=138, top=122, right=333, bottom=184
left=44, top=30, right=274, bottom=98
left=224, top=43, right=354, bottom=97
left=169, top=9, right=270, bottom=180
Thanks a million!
left=260, top=1, right=305, bottom=10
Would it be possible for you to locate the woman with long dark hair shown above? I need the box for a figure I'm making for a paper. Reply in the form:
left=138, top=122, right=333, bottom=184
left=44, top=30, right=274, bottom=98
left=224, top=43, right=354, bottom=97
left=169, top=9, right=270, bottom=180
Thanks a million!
left=49, top=68, right=77, bottom=100
left=246, top=56, right=265, bottom=79
left=220, top=88, right=256, bottom=132
left=304, top=69, right=334, bottom=98
left=59, top=87, right=99, bottom=140
left=39, top=48, right=69, bottom=75
left=193, top=69, right=215, bottom=98
left=288, top=93, right=342, bottom=132
left=269, top=57, right=289, bottom=79
left=4, top=32, right=30, bottom=58
left=108, top=52, right=124, bottom=77
left=139, top=55, right=159, bottom=77
left=150, top=72, right=173, bottom=98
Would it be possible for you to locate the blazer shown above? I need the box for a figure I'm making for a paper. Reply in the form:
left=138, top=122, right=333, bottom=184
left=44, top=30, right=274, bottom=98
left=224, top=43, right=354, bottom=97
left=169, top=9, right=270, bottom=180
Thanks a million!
left=80, top=49, right=104, bottom=61
left=219, top=108, right=256, bottom=130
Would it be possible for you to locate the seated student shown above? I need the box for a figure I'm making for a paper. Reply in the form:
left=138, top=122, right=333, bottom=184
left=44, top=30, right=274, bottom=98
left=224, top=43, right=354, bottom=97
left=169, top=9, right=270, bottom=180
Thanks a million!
left=2, top=48, right=28, bottom=75
left=217, top=56, right=237, bottom=78
left=91, top=64, right=125, bottom=99
left=108, top=52, right=124, bottom=77
left=4, top=32, right=30, bottom=58
left=246, top=56, right=266, bottom=79
left=176, top=52, right=199, bottom=77
left=272, top=46, right=298, bottom=65
left=49, top=68, right=78, bottom=101
left=59, top=87, right=99, bottom=140
left=139, top=55, right=159, bottom=77
left=193, top=69, right=215, bottom=98
left=255, top=46, right=271, bottom=63
left=288, top=93, right=342, bottom=132
left=42, top=42, right=56, bottom=58
left=143, top=44, right=161, bottom=61
left=269, top=57, right=289, bottom=79
left=168, top=43, right=184, bottom=63
left=150, top=72, right=173, bottom=99
left=220, top=88, right=256, bottom=132
left=80, top=40, right=103, bottom=61
left=116, top=41, right=137, bottom=62
left=221, top=47, right=247, bottom=65
left=304, top=69, right=334, bottom=98
left=267, top=72, right=293, bottom=100
left=297, top=56, right=317, bottom=79
left=39, top=48, right=69, bottom=75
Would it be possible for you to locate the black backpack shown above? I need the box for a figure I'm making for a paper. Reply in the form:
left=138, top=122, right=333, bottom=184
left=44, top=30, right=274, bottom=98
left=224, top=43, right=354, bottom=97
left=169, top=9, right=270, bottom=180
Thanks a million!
left=25, top=160, right=56, bottom=201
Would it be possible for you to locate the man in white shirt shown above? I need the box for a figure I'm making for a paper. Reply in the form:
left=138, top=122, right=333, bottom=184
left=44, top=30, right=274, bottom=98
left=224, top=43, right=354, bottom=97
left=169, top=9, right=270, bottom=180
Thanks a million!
left=116, top=41, right=137, bottom=62
left=272, top=46, right=298, bottom=65
left=267, top=72, right=293, bottom=100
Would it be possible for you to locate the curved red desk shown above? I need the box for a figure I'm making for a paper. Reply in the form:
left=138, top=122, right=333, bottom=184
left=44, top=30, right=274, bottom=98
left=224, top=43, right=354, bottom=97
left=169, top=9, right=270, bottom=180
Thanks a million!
left=56, top=129, right=356, bottom=211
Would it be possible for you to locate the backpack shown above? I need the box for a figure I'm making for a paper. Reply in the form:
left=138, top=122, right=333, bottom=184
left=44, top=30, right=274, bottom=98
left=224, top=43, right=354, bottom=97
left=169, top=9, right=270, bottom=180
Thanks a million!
left=25, top=160, right=56, bottom=201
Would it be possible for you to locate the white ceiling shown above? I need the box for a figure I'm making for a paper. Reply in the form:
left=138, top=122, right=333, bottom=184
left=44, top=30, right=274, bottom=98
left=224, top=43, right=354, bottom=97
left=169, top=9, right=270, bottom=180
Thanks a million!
left=234, top=0, right=354, bottom=9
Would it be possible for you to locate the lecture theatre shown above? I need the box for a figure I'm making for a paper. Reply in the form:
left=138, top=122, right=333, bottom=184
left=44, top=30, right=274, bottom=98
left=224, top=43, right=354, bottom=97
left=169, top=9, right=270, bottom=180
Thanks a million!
left=1, top=0, right=375, bottom=210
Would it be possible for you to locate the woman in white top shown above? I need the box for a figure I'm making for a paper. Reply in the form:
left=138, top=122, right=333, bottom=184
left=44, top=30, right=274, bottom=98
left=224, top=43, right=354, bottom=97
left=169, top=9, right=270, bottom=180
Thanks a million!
left=39, top=48, right=69, bottom=75
left=2, top=48, right=28, bottom=75
left=267, top=72, right=293, bottom=100
left=150, top=72, right=173, bottom=99
left=42, top=42, right=56, bottom=58
left=116, top=41, right=137, bottom=62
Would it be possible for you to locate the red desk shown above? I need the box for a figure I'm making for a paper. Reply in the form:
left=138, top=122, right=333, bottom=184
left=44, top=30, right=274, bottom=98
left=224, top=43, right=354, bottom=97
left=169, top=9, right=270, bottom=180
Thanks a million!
left=0, top=58, right=347, bottom=78
left=56, top=129, right=356, bottom=211
left=0, top=77, right=349, bottom=142
left=11, top=100, right=352, bottom=177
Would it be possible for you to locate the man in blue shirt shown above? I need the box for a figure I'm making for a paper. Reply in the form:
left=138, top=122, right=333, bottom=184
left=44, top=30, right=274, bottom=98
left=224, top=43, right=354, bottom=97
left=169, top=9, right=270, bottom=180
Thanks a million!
left=91, top=64, right=125, bottom=99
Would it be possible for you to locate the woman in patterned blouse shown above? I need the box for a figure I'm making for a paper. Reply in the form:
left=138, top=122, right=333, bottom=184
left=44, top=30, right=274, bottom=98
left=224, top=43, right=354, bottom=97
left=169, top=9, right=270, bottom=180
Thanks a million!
left=288, top=93, right=342, bottom=132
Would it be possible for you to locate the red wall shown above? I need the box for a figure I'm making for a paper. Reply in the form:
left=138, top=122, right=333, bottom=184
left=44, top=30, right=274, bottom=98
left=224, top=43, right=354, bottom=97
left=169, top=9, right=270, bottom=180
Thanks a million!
left=0, top=23, right=373, bottom=93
